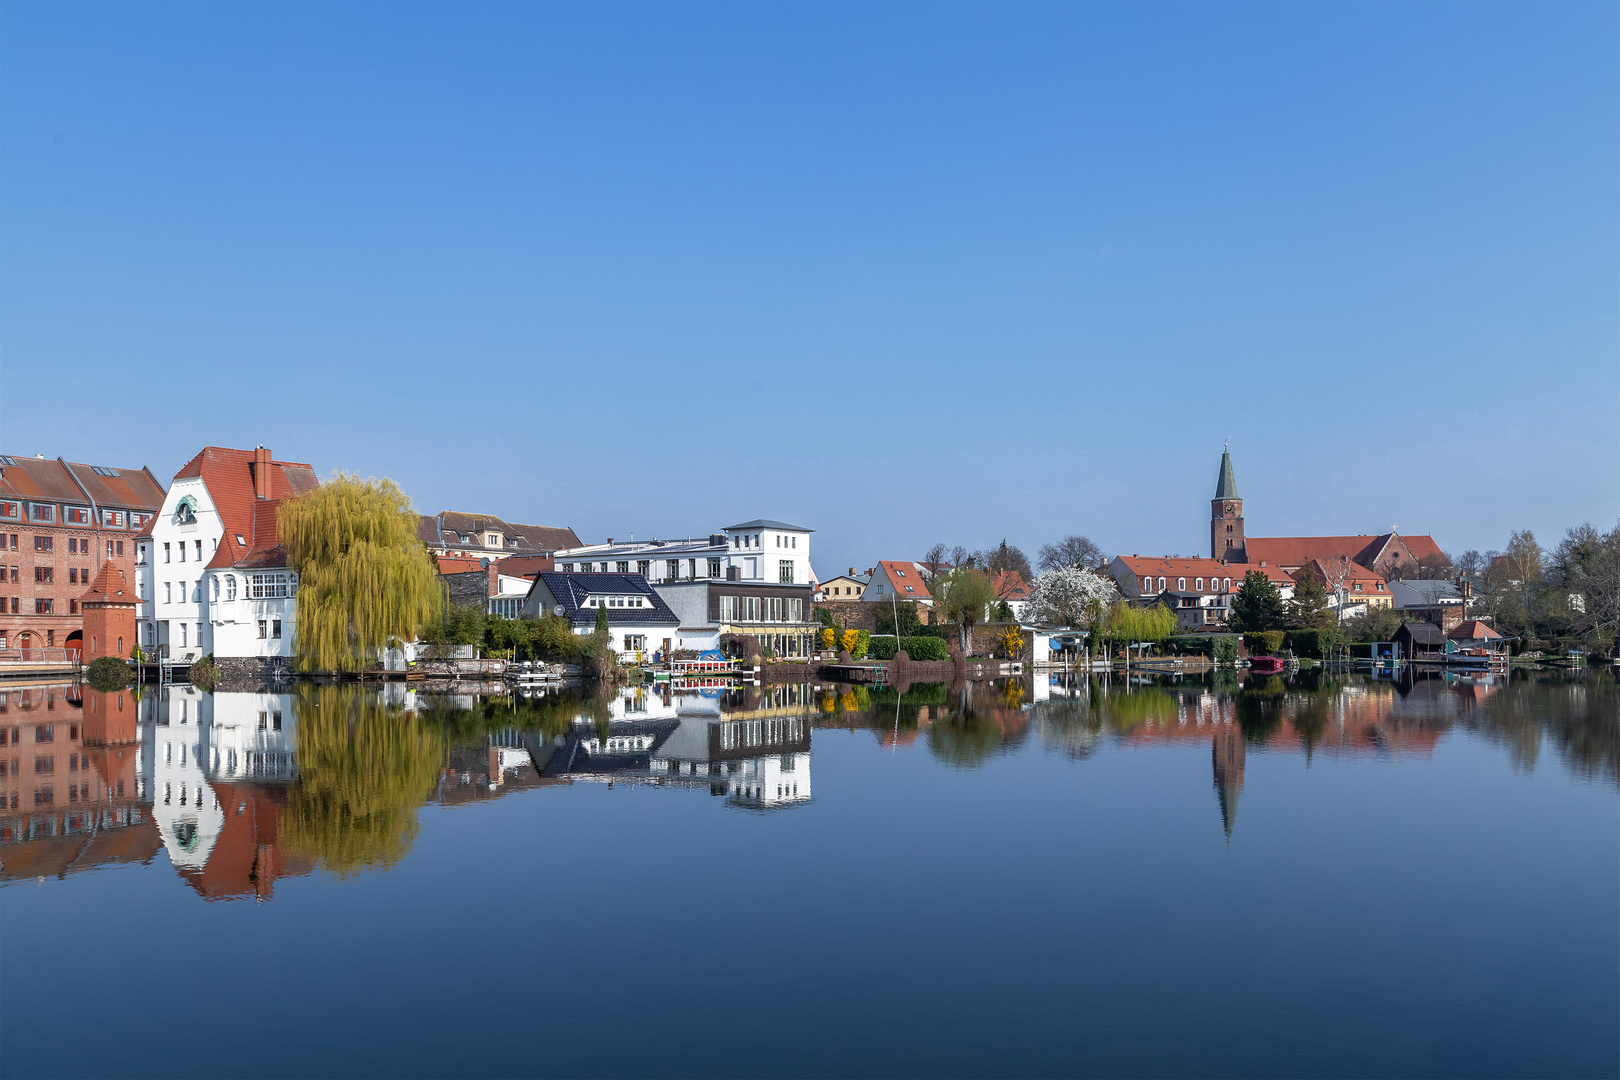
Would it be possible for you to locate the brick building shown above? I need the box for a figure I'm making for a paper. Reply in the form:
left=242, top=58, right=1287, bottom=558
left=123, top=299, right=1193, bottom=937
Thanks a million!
left=0, top=455, right=166, bottom=658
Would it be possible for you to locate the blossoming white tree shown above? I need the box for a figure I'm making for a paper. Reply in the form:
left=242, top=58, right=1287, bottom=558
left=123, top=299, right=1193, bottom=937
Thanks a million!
left=1022, top=566, right=1120, bottom=627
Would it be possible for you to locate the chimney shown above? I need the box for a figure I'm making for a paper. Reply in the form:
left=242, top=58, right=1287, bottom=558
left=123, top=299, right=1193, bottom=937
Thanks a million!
left=849, top=567, right=856, bottom=577
left=252, top=446, right=272, bottom=500
left=606, top=538, right=614, bottom=545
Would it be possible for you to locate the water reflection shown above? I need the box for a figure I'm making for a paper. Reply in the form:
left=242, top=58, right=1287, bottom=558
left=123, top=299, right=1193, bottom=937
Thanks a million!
left=1, top=669, right=1613, bottom=898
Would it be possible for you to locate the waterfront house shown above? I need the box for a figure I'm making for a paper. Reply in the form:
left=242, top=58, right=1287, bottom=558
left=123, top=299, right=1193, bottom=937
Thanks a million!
left=992, top=569, right=1033, bottom=620
left=1105, top=555, right=1247, bottom=627
left=1446, top=620, right=1508, bottom=660
left=135, top=446, right=317, bottom=676
left=1393, top=620, right=1446, bottom=661
left=862, top=561, right=934, bottom=606
left=0, top=453, right=166, bottom=658
left=1390, top=578, right=1468, bottom=631
left=519, top=571, right=690, bottom=661
left=818, top=569, right=871, bottom=600
left=554, top=519, right=818, bottom=660
left=416, top=512, right=579, bottom=563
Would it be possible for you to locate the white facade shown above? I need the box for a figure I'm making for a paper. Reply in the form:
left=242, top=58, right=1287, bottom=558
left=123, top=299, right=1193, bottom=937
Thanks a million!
left=554, top=518, right=816, bottom=588
left=136, top=479, right=297, bottom=662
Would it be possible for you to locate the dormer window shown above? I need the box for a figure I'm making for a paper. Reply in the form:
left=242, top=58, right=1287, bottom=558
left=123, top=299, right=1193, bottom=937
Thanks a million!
left=486, top=534, right=498, bottom=547
left=174, top=497, right=197, bottom=525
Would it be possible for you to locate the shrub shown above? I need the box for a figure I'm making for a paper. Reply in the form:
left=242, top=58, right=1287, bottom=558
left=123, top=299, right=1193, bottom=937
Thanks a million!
left=1244, top=631, right=1285, bottom=655
left=849, top=629, right=871, bottom=659
left=1212, top=636, right=1239, bottom=666
left=868, top=636, right=899, bottom=660
left=1285, top=628, right=1345, bottom=659
left=900, top=636, right=949, bottom=661
left=820, top=627, right=837, bottom=651
left=85, top=655, right=133, bottom=692
left=188, top=654, right=218, bottom=692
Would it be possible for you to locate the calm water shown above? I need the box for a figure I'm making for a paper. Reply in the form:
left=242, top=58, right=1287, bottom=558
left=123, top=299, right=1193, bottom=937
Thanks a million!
left=2, top=669, right=1616, bottom=1079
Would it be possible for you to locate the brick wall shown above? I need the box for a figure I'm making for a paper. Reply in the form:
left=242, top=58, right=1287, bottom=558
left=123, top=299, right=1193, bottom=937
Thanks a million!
left=813, top=600, right=878, bottom=631
left=0, top=526, right=145, bottom=654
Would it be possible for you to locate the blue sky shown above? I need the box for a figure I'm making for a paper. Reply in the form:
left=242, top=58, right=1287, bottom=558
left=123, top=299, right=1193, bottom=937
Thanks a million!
left=3, top=4, right=1615, bottom=578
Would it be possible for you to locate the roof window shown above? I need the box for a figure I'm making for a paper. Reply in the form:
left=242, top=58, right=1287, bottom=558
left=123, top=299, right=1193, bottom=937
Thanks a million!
left=0, top=455, right=15, bottom=466
left=91, top=466, right=119, bottom=477
left=236, top=535, right=247, bottom=546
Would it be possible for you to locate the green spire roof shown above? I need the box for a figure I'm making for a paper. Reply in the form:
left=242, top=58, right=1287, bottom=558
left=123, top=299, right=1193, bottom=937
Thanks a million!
left=1215, top=448, right=1239, bottom=500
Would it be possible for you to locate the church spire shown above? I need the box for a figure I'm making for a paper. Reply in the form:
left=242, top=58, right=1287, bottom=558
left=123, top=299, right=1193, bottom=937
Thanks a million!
left=1214, top=445, right=1239, bottom=500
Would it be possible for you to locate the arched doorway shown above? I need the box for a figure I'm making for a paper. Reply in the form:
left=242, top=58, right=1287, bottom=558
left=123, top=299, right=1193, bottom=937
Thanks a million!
left=65, top=630, right=83, bottom=661
left=16, top=630, right=36, bottom=657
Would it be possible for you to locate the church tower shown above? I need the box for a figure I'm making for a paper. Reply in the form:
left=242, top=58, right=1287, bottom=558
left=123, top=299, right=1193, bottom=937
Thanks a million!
left=1211, top=446, right=1246, bottom=563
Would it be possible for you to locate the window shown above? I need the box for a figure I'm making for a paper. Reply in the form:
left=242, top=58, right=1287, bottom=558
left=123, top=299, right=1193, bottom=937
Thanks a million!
left=487, top=534, right=498, bottom=547
left=70, top=600, right=78, bottom=614
left=637, top=560, right=650, bottom=576
left=667, top=559, right=680, bottom=580
left=163, top=542, right=172, bottom=563
left=272, top=619, right=282, bottom=639
left=792, top=536, right=797, bottom=549
left=708, top=558, right=721, bottom=578
left=174, top=499, right=196, bottom=525
left=1353, top=583, right=1363, bottom=593
left=66, top=507, right=90, bottom=525
left=225, top=575, right=236, bottom=601
left=1178, top=578, right=1186, bottom=591
left=249, top=573, right=290, bottom=598
left=211, top=578, right=220, bottom=601
left=745, top=596, right=760, bottom=621
left=34, top=535, right=53, bottom=553
left=102, top=509, right=126, bottom=528
left=895, top=567, right=906, bottom=577
left=561, top=563, right=574, bottom=572
left=180, top=624, right=187, bottom=648
left=195, top=540, right=202, bottom=561
left=34, top=567, right=52, bottom=584
left=616, top=561, right=629, bottom=574
left=0, top=500, right=17, bottom=519
left=1141, top=577, right=1151, bottom=591
left=768, top=597, right=782, bottom=621
left=68, top=537, right=78, bottom=554
left=789, top=598, right=802, bottom=622
left=903, top=585, right=914, bottom=594
left=69, top=568, right=78, bottom=585
left=178, top=541, right=186, bottom=562
left=623, top=635, right=645, bottom=651
left=1223, top=578, right=1232, bottom=590
left=164, top=582, right=172, bottom=604
left=719, top=596, right=737, bottom=621
left=1195, top=578, right=1204, bottom=591
left=28, top=503, right=55, bottom=523
left=779, top=560, right=794, bottom=584
left=35, top=725, right=54, bottom=743
left=1157, top=577, right=1166, bottom=591
left=257, top=620, right=267, bottom=639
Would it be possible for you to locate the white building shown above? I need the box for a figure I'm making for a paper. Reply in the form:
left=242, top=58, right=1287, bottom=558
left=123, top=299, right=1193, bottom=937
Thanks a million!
left=135, top=446, right=318, bottom=670
left=554, top=518, right=815, bottom=587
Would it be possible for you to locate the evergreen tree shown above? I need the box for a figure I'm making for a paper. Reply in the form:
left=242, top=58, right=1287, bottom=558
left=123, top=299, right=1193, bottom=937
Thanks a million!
left=1288, top=568, right=1335, bottom=629
left=280, top=474, right=442, bottom=672
left=1229, top=569, right=1285, bottom=632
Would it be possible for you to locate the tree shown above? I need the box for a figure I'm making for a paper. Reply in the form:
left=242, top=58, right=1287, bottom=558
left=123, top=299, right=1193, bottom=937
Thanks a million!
left=581, top=604, right=618, bottom=680
left=1037, top=535, right=1105, bottom=573
left=982, top=540, right=1033, bottom=582
left=1549, top=521, right=1620, bottom=638
left=930, top=567, right=998, bottom=655
left=1412, top=552, right=1456, bottom=580
left=1095, top=601, right=1177, bottom=656
left=280, top=474, right=441, bottom=673
left=922, top=544, right=950, bottom=576
left=1342, top=604, right=1404, bottom=643
left=875, top=600, right=922, bottom=637
left=1456, top=549, right=1485, bottom=580
left=1022, top=566, right=1120, bottom=627
left=1287, top=567, right=1335, bottom=630
left=1229, top=569, right=1285, bottom=632
left=420, top=602, right=486, bottom=661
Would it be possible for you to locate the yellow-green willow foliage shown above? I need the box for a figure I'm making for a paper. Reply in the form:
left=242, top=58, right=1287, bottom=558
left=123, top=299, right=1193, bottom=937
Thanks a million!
left=281, top=684, right=444, bottom=878
left=280, top=473, right=441, bottom=672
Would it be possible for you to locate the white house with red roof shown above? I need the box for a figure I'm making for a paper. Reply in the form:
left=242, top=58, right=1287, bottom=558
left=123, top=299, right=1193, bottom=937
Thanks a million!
left=862, top=561, right=933, bottom=607
left=135, top=446, right=318, bottom=668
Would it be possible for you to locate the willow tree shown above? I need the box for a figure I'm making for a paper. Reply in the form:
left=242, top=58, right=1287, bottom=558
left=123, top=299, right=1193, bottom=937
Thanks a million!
left=280, top=473, right=441, bottom=672
left=281, top=684, right=443, bottom=877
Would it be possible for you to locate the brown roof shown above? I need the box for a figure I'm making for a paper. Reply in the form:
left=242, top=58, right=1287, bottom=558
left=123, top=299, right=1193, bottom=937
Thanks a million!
left=1115, top=555, right=1239, bottom=579
left=417, top=512, right=580, bottom=555
left=80, top=563, right=137, bottom=606
left=1293, top=558, right=1386, bottom=585
left=0, top=454, right=165, bottom=511
left=1448, top=620, right=1502, bottom=641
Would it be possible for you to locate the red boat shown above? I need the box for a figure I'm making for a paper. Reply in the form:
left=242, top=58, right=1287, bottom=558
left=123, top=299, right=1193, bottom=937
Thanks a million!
left=1249, top=655, right=1288, bottom=675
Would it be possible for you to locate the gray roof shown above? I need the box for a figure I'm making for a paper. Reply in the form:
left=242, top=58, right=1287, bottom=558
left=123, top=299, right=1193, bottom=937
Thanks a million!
left=535, top=572, right=681, bottom=628
left=726, top=519, right=813, bottom=532
left=1214, top=450, right=1240, bottom=500
left=1396, top=579, right=1461, bottom=602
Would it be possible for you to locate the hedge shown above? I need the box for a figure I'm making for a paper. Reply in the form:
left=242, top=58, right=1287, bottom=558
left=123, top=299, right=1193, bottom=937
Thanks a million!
left=1284, top=628, right=1345, bottom=659
left=1243, top=631, right=1286, bottom=655
left=901, top=636, right=950, bottom=661
left=868, top=635, right=899, bottom=660
left=85, top=655, right=133, bottom=692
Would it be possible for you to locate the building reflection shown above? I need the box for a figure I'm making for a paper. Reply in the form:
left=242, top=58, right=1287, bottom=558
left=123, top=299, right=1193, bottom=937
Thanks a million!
left=529, top=683, right=813, bottom=809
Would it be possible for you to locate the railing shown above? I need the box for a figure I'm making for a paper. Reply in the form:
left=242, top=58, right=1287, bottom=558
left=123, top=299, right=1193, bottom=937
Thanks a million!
left=0, top=648, right=79, bottom=664
left=670, top=658, right=738, bottom=673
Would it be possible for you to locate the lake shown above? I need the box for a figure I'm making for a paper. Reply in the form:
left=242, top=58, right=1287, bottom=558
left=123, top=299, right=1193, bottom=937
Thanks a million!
left=2, top=668, right=1616, bottom=1078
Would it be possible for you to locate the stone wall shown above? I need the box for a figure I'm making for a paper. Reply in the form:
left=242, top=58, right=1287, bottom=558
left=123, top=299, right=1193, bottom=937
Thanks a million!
left=813, top=600, right=878, bottom=631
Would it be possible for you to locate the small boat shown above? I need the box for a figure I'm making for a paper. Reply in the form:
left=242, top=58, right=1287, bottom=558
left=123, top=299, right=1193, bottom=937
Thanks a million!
left=1249, top=655, right=1287, bottom=675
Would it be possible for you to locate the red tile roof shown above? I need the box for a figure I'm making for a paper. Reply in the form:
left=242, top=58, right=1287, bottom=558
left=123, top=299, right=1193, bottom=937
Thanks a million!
left=1293, top=558, right=1386, bottom=586
left=1243, top=533, right=1444, bottom=574
left=160, top=447, right=317, bottom=570
left=874, top=560, right=929, bottom=598
left=992, top=569, right=1032, bottom=601
left=1448, top=620, right=1502, bottom=641
left=1114, top=555, right=1236, bottom=580
left=80, top=563, right=137, bottom=606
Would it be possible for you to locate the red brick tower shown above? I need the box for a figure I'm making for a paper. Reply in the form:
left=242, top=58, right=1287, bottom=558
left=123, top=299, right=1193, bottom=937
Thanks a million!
left=79, top=563, right=137, bottom=662
left=1211, top=446, right=1246, bottom=564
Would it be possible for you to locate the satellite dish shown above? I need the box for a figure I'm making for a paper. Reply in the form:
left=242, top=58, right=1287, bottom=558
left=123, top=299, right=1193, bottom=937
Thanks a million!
left=481, top=558, right=490, bottom=569
left=553, top=604, right=565, bottom=617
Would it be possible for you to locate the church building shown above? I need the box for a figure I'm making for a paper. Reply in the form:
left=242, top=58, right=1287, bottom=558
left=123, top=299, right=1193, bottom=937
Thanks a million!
left=1209, top=448, right=1445, bottom=586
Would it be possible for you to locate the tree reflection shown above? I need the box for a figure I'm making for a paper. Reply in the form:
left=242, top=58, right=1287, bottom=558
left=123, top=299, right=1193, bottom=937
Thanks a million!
left=281, top=684, right=444, bottom=878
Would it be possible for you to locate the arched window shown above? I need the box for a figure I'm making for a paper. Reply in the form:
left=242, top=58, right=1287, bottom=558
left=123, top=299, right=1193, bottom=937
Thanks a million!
left=173, top=495, right=197, bottom=525
left=211, top=577, right=220, bottom=601
left=1157, top=577, right=1166, bottom=591
left=1223, top=578, right=1231, bottom=590
left=1141, top=577, right=1151, bottom=592
left=1195, top=578, right=1204, bottom=591
left=1177, top=577, right=1186, bottom=591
